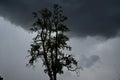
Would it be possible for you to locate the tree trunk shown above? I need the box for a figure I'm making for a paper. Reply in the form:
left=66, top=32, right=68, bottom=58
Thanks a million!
left=54, top=74, right=57, bottom=80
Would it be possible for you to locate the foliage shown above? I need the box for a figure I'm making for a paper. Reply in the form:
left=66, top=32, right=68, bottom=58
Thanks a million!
left=0, top=76, right=3, bottom=80
left=28, top=4, right=79, bottom=80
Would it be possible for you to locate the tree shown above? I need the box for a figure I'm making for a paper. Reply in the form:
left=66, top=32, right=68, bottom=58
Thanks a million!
left=0, top=76, right=3, bottom=80
left=28, top=4, right=79, bottom=80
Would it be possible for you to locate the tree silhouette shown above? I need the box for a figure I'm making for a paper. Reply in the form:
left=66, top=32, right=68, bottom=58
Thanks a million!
left=0, top=76, right=3, bottom=80
left=28, top=4, right=79, bottom=80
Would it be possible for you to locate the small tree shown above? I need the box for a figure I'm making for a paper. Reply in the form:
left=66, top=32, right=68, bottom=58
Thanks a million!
left=28, top=4, right=79, bottom=80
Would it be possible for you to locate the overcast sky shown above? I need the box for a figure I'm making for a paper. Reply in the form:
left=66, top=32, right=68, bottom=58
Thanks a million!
left=0, top=0, right=120, bottom=80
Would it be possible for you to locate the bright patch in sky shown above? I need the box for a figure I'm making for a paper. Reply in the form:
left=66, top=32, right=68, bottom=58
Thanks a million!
left=0, top=17, right=120, bottom=80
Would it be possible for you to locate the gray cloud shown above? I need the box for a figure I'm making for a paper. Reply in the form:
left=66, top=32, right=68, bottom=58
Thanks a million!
left=0, top=17, right=48, bottom=80
left=0, top=17, right=120, bottom=80
left=78, top=55, right=100, bottom=68
left=0, top=0, right=120, bottom=37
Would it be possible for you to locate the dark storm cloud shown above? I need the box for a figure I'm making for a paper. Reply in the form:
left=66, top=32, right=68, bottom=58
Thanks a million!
left=0, top=0, right=120, bottom=37
left=0, top=0, right=53, bottom=27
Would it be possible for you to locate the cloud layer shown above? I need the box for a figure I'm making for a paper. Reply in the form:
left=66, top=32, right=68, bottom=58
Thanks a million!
left=0, top=0, right=120, bottom=37
left=78, top=55, right=100, bottom=68
left=0, top=17, right=120, bottom=80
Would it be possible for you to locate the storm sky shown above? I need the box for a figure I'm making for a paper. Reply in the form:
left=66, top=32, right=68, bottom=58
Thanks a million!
left=0, top=0, right=120, bottom=80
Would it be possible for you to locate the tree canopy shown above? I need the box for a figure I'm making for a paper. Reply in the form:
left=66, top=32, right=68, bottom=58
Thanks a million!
left=28, top=4, right=79, bottom=80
